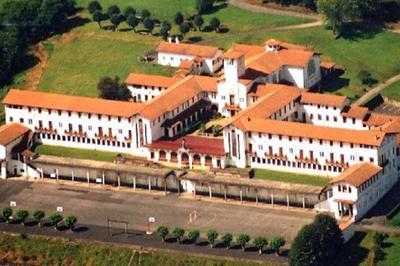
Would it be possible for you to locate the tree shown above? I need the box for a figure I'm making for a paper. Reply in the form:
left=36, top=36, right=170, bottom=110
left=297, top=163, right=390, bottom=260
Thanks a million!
left=195, top=0, right=214, bottom=14
left=124, top=6, right=136, bottom=18
left=209, top=17, right=220, bottom=32
left=207, top=229, right=218, bottom=248
left=162, top=21, right=172, bottom=31
left=126, top=14, right=140, bottom=32
left=172, top=227, right=185, bottom=243
left=194, top=15, right=204, bottom=31
left=92, top=10, right=105, bottom=29
left=2, top=207, right=12, bottom=223
left=188, top=229, right=200, bottom=244
left=254, top=236, right=268, bottom=254
left=160, top=21, right=172, bottom=40
left=107, top=4, right=120, bottom=17
left=33, top=209, right=45, bottom=227
left=88, top=0, right=102, bottom=14
left=156, top=225, right=169, bottom=242
left=174, top=12, right=184, bottom=25
left=47, top=213, right=63, bottom=230
left=358, top=70, right=375, bottom=87
left=16, top=209, right=29, bottom=225
left=143, top=18, right=154, bottom=33
left=221, top=233, right=233, bottom=249
left=373, top=232, right=388, bottom=248
left=64, top=215, right=77, bottom=231
left=0, top=28, right=21, bottom=86
left=180, top=22, right=191, bottom=37
left=317, top=0, right=357, bottom=36
left=36, top=0, right=72, bottom=34
left=236, top=233, right=250, bottom=251
left=110, top=14, right=124, bottom=31
left=141, top=9, right=151, bottom=20
left=97, top=76, right=131, bottom=100
left=270, top=236, right=285, bottom=256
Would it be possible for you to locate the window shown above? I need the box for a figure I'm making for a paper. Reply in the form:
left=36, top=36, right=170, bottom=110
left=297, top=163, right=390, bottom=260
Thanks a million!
left=28, top=119, right=33, bottom=125
left=88, top=125, right=92, bottom=131
left=118, top=129, right=123, bottom=134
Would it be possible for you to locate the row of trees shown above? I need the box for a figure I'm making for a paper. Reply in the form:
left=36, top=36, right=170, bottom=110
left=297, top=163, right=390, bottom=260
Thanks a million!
left=0, top=0, right=76, bottom=86
left=88, top=1, right=224, bottom=39
left=262, top=0, right=317, bottom=10
left=156, top=226, right=285, bottom=255
left=1, top=207, right=77, bottom=231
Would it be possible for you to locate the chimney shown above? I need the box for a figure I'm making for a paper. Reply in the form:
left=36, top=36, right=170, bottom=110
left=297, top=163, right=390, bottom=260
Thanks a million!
left=175, top=36, right=180, bottom=44
left=168, top=36, right=172, bottom=43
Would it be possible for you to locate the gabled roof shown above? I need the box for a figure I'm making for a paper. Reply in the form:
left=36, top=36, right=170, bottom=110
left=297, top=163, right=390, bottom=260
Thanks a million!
left=235, top=118, right=386, bottom=147
left=125, top=73, right=180, bottom=88
left=0, top=123, right=31, bottom=146
left=156, top=41, right=220, bottom=58
left=300, top=92, right=347, bottom=108
left=341, top=106, right=369, bottom=119
left=139, top=75, right=217, bottom=121
left=330, top=163, right=382, bottom=187
left=3, top=89, right=144, bottom=118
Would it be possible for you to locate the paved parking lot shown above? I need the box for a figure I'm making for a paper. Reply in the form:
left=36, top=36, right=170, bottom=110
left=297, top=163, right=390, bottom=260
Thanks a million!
left=0, top=179, right=315, bottom=243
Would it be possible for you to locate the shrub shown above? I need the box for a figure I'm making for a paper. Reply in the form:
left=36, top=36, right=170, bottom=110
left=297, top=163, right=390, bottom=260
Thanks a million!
left=141, top=9, right=151, bottom=19
left=172, top=227, right=185, bottom=243
left=88, top=1, right=102, bottom=14
left=358, top=70, right=376, bottom=86
left=254, top=236, right=268, bottom=254
left=2, top=207, right=12, bottom=223
left=174, top=12, right=184, bottom=25
left=207, top=229, right=218, bottom=248
left=210, top=17, right=220, bottom=32
left=47, top=213, right=63, bottom=229
left=33, top=210, right=45, bottom=227
left=156, top=225, right=169, bottom=242
left=221, top=233, right=233, bottom=249
left=373, top=231, right=388, bottom=248
left=236, top=233, right=250, bottom=251
left=143, top=18, right=154, bottom=33
left=16, top=209, right=29, bottom=225
left=64, top=215, right=78, bottom=231
left=188, top=229, right=200, bottom=244
left=271, top=236, right=285, bottom=256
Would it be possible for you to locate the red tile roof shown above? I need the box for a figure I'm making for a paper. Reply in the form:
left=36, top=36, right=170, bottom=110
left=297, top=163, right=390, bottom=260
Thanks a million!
left=147, top=135, right=225, bottom=156
left=341, top=106, right=369, bottom=119
left=300, top=92, right=347, bottom=108
left=125, top=73, right=180, bottom=88
left=0, top=123, right=31, bottom=146
left=234, top=117, right=386, bottom=146
left=3, top=89, right=144, bottom=118
left=330, top=163, right=382, bottom=187
left=156, top=41, right=220, bottom=58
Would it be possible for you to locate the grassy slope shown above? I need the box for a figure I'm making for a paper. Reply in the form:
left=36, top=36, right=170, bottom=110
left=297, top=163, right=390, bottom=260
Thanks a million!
left=207, top=26, right=400, bottom=100
left=0, top=233, right=262, bottom=266
left=381, top=81, right=400, bottom=101
left=253, top=169, right=329, bottom=187
left=34, top=144, right=121, bottom=162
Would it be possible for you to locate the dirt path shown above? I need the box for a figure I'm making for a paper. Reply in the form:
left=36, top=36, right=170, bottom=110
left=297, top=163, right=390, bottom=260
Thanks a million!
left=21, top=43, right=49, bottom=91
left=353, top=74, right=400, bottom=106
left=229, top=0, right=320, bottom=19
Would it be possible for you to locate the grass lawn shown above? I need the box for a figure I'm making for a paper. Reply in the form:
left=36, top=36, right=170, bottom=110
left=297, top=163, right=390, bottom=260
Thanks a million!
left=0, top=233, right=262, bottom=266
left=253, top=169, right=329, bottom=187
left=208, top=26, right=400, bottom=101
left=381, top=81, right=400, bottom=101
left=34, top=144, right=122, bottom=162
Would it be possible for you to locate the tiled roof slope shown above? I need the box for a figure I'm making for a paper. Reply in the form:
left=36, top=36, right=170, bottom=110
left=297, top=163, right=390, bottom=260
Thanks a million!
left=0, top=123, right=31, bottom=146
left=156, top=41, right=219, bottom=58
left=330, top=163, right=382, bottom=187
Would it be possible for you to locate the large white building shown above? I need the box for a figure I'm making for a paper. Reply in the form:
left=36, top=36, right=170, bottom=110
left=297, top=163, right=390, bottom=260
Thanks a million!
left=3, top=39, right=400, bottom=222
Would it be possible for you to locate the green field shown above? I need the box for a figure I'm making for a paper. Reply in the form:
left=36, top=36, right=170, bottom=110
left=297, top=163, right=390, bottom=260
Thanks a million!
left=0, top=233, right=262, bottom=266
left=381, top=81, right=400, bottom=101
left=385, top=204, right=400, bottom=227
left=253, top=169, right=330, bottom=187
left=206, top=26, right=400, bottom=101
left=34, top=144, right=122, bottom=162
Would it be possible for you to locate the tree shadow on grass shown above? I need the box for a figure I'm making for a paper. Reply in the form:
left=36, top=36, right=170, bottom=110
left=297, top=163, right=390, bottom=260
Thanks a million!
left=72, top=226, right=89, bottom=233
left=188, top=36, right=203, bottom=43
left=339, top=231, right=370, bottom=265
left=340, top=23, right=383, bottom=41
left=203, top=3, right=228, bottom=15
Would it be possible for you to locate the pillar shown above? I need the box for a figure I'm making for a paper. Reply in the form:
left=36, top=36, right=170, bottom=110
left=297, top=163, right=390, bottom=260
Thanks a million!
left=302, top=197, right=305, bottom=209
left=56, top=169, right=59, bottom=183
left=208, top=185, right=212, bottom=198
left=240, top=188, right=243, bottom=203
left=177, top=179, right=180, bottom=196
left=102, top=172, right=105, bottom=186
left=271, top=192, right=274, bottom=207
left=148, top=176, right=151, bottom=191
left=193, top=183, right=196, bottom=197
left=71, top=170, right=74, bottom=182
left=1, top=161, right=7, bottom=179
left=118, top=175, right=121, bottom=189
left=224, top=185, right=227, bottom=201
left=286, top=194, right=289, bottom=209
left=86, top=171, right=90, bottom=186
left=133, top=176, right=136, bottom=191
left=164, top=177, right=167, bottom=196
left=189, top=155, right=193, bottom=169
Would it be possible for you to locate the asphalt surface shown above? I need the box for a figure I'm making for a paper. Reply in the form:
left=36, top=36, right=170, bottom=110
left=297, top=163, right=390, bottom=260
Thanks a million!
left=0, top=179, right=314, bottom=244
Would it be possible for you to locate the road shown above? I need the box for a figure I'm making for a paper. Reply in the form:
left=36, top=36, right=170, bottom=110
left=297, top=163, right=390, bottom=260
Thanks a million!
left=0, top=179, right=314, bottom=243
